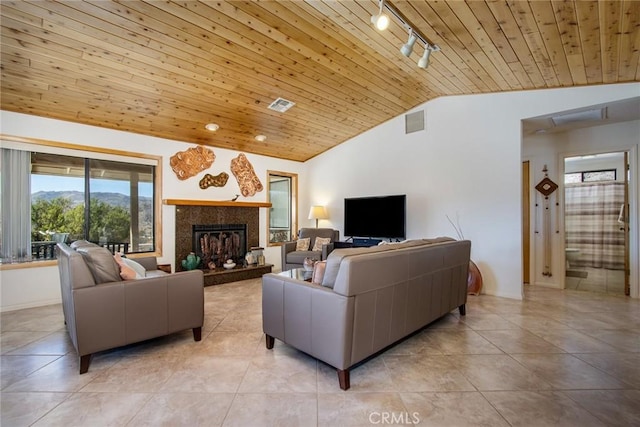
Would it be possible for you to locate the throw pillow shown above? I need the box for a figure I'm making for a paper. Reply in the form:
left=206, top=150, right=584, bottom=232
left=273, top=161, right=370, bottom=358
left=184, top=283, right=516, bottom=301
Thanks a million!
left=312, top=261, right=326, bottom=284
left=114, top=253, right=143, bottom=280
left=122, top=257, right=146, bottom=278
left=312, top=237, right=331, bottom=252
left=119, top=262, right=138, bottom=280
left=295, top=237, right=311, bottom=251
left=76, top=246, right=122, bottom=284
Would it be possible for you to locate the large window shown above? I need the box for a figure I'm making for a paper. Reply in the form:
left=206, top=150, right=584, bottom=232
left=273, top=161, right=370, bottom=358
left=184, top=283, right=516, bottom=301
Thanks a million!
left=1, top=138, right=160, bottom=263
left=267, top=171, right=297, bottom=245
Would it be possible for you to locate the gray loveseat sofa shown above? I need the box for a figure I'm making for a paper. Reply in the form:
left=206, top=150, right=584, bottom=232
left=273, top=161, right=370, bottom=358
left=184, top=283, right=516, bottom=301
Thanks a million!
left=57, top=241, right=204, bottom=373
left=262, top=238, right=471, bottom=390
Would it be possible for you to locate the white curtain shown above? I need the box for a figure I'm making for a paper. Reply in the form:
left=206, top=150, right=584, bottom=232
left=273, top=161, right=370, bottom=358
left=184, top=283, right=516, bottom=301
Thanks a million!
left=0, top=148, right=31, bottom=262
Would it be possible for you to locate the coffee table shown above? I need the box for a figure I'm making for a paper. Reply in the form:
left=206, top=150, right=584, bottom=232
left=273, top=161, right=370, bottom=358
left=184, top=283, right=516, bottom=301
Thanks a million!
left=278, top=268, right=313, bottom=282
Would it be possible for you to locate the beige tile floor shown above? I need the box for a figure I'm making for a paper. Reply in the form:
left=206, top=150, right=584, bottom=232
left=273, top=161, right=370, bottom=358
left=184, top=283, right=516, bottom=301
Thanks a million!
left=1, top=280, right=639, bottom=426
left=565, top=267, right=626, bottom=295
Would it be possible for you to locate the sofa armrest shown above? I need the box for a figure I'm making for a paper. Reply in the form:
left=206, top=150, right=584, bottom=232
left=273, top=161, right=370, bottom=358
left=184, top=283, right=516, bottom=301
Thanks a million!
left=132, top=256, right=158, bottom=271
left=166, top=270, right=204, bottom=333
left=282, top=241, right=297, bottom=256
left=262, top=273, right=354, bottom=370
left=73, top=281, right=127, bottom=356
left=281, top=241, right=297, bottom=270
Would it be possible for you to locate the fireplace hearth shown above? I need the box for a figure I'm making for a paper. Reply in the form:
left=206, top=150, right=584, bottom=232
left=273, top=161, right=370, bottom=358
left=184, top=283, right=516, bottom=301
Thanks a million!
left=193, top=224, right=246, bottom=269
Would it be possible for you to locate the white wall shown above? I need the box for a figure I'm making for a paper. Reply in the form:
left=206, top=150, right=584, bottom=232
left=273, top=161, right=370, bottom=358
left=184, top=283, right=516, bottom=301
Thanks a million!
left=0, top=111, right=305, bottom=311
left=523, top=119, right=640, bottom=296
left=307, top=83, right=640, bottom=300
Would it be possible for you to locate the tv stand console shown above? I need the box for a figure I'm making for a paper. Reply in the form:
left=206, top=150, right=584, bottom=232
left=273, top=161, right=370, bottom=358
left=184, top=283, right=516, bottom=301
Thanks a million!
left=335, top=238, right=381, bottom=248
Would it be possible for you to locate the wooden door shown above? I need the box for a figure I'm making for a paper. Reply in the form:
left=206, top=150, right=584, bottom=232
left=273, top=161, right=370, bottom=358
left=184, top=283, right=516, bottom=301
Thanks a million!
left=522, top=161, right=530, bottom=284
left=624, top=152, right=630, bottom=296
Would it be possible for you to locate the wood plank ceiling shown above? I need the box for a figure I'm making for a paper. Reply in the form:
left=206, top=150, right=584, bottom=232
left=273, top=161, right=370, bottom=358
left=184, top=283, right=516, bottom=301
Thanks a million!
left=1, top=1, right=638, bottom=162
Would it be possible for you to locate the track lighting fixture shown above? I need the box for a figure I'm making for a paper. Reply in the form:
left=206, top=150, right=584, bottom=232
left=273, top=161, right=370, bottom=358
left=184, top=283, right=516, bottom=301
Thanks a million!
left=418, top=44, right=441, bottom=69
left=417, top=46, right=432, bottom=68
left=370, top=0, right=440, bottom=70
left=370, top=0, right=389, bottom=31
left=400, top=31, right=417, bottom=57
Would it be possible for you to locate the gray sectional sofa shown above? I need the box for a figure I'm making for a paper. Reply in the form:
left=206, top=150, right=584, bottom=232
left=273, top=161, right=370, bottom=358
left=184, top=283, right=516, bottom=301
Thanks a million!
left=262, top=238, right=471, bottom=390
left=56, top=241, right=204, bottom=373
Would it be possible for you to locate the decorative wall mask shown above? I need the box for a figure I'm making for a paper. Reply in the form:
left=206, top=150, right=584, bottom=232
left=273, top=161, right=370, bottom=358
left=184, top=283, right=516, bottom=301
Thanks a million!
left=170, top=145, right=215, bottom=180
left=199, top=172, right=229, bottom=189
left=230, top=153, right=263, bottom=197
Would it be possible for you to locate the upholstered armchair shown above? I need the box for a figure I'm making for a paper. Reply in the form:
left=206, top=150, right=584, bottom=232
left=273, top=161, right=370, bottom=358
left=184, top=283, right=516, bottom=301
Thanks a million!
left=281, top=228, right=339, bottom=271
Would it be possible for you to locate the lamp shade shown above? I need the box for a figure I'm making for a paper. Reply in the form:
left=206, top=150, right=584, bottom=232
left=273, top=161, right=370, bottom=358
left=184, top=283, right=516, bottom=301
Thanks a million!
left=308, top=205, right=328, bottom=220
left=309, top=205, right=328, bottom=227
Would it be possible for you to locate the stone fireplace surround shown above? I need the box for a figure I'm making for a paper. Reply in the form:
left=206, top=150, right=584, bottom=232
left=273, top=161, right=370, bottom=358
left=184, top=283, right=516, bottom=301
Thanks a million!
left=175, top=205, right=260, bottom=272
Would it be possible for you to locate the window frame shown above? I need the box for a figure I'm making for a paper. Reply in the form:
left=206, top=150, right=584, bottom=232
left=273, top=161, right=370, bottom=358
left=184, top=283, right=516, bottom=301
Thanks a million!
left=266, top=170, right=298, bottom=246
left=564, top=168, right=617, bottom=183
left=0, top=134, right=163, bottom=269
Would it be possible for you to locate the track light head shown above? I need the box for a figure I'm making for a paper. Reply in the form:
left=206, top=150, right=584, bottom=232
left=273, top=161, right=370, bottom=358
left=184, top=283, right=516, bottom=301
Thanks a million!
left=418, top=47, right=432, bottom=68
left=371, top=0, right=389, bottom=30
left=371, top=13, right=390, bottom=30
left=400, top=33, right=417, bottom=57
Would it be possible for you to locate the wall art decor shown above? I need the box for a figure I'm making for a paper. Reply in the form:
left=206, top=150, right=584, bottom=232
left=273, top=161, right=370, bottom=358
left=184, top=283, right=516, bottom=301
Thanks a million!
left=199, top=172, right=229, bottom=189
left=535, top=165, right=558, bottom=277
left=170, top=145, right=215, bottom=180
left=230, top=153, right=263, bottom=197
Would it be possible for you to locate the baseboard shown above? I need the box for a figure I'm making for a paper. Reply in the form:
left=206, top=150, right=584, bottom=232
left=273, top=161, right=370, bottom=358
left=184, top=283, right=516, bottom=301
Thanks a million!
left=0, top=298, right=61, bottom=313
left=480, top=289, right=524, bottom=300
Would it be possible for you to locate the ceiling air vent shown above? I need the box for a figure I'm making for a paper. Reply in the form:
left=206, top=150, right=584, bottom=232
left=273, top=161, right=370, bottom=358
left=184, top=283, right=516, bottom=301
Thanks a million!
left=268, top=97, right=295, bottom=113
left=405, top=110, right=425, bottom=134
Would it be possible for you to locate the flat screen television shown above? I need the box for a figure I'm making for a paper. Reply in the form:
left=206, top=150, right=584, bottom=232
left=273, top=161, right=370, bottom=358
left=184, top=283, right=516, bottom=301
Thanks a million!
left=344, top=195, right=406, bottom=239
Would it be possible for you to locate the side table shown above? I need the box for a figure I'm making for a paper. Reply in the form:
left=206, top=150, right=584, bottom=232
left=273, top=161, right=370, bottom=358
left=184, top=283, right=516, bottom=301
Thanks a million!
left=157, top=264, right=172, bottom=274
left=333, top=241, right=354, bottom=249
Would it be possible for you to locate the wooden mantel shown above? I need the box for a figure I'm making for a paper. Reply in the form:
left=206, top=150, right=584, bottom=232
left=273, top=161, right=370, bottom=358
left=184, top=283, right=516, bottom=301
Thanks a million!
left=163, top=199, right=271, bottom=208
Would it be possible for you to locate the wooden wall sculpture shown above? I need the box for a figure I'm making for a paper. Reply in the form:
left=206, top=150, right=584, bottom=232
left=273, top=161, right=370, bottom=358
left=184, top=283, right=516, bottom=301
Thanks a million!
left=230, top=153, right=263, bottom=197
left=199, top=172, right=229, bottom=189
left=170, top=145, right=215, bottom=180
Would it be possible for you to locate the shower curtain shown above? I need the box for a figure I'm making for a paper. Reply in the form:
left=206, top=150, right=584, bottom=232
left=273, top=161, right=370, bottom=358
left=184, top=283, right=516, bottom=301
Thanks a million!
left=565, top=182, right=625, bottom=270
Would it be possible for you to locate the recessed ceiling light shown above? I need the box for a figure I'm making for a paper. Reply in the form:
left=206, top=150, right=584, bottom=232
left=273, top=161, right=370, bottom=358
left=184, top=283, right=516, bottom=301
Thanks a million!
left=255, top=135, right=267, bottom=142
left=205, top=123, right=219, bottom=131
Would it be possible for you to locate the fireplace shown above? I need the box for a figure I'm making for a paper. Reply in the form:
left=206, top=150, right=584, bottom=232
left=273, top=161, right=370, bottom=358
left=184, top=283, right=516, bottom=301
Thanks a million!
left=175, top=204, right=260, bottom=274
left=193, top=224, right=246, bottom=269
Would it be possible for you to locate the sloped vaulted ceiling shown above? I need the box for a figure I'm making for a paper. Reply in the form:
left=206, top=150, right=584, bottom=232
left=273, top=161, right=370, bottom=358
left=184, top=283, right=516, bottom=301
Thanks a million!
left=1, top=1, right=638, bottom=161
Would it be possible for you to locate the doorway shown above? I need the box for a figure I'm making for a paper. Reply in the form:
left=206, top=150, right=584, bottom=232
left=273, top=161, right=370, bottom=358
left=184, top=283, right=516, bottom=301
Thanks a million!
left=563, top=151, right=630, bottom=295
